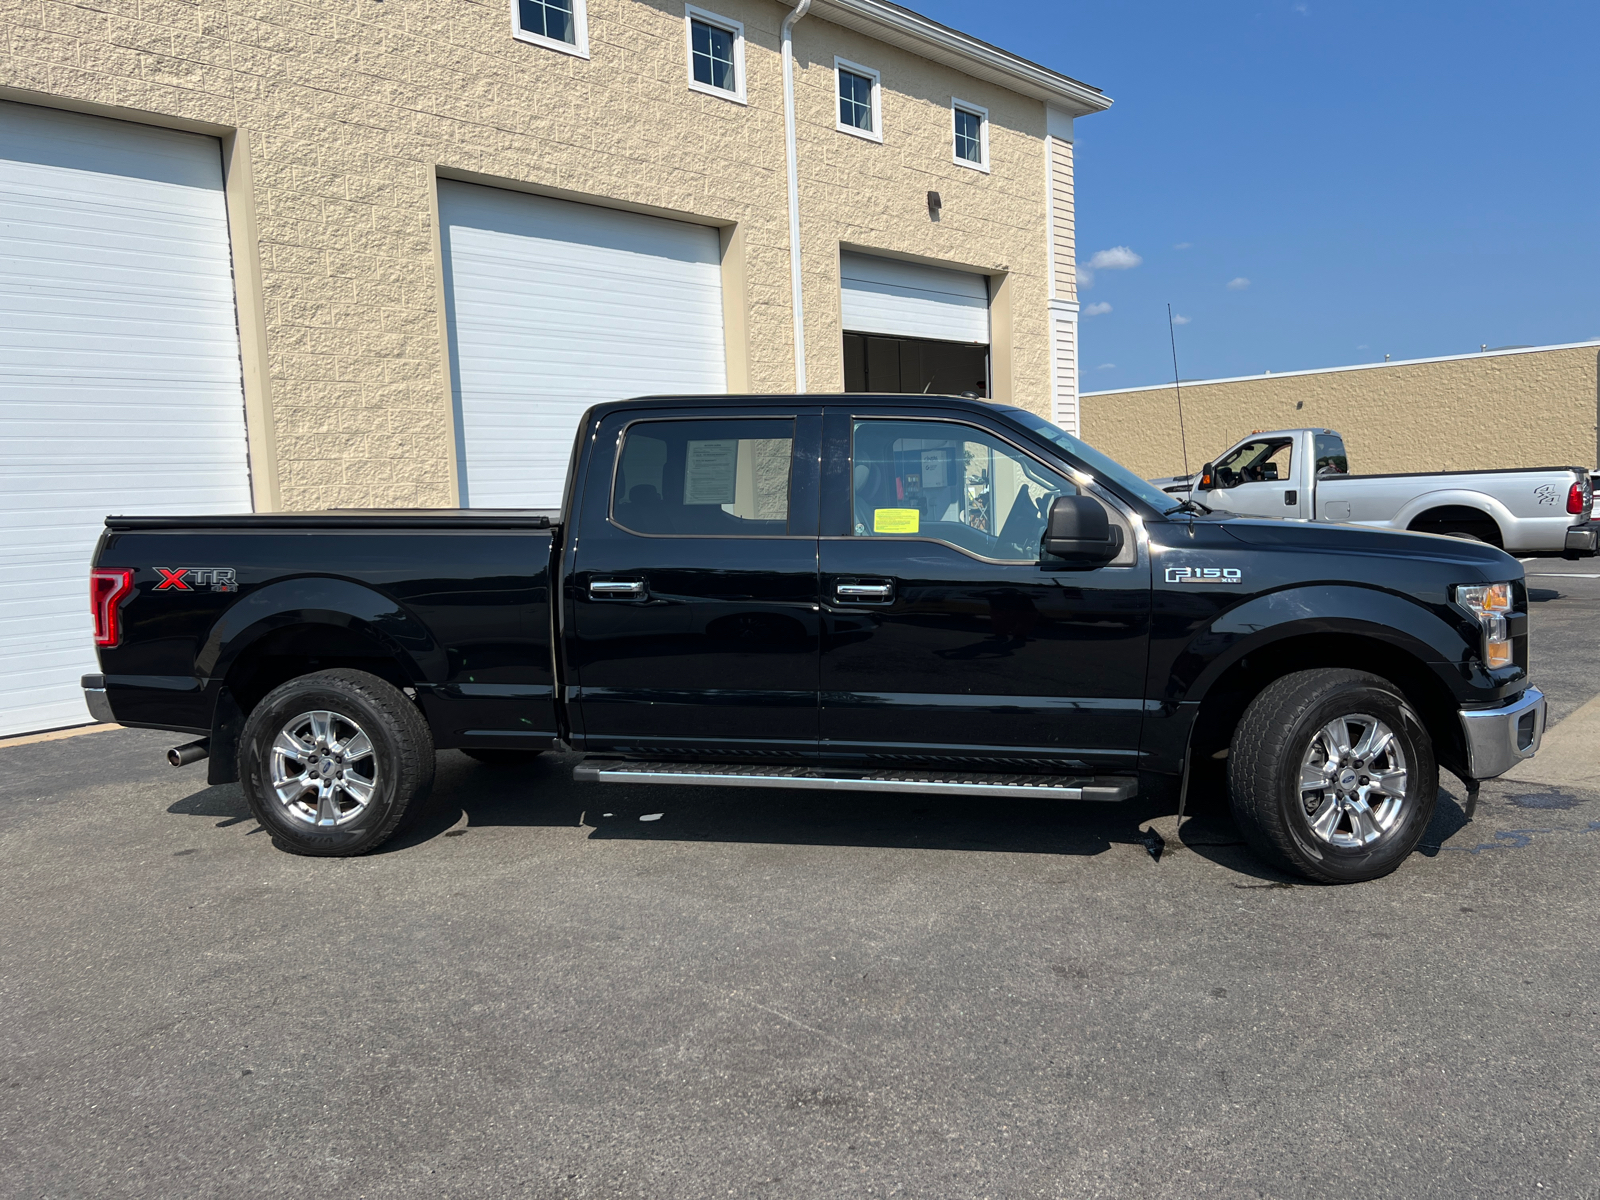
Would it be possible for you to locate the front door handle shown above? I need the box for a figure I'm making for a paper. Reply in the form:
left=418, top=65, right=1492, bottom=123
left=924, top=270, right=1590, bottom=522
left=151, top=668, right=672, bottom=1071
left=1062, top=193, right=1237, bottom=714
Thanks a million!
left=590, top=579, right=645, bottom=600
left=835, top=581, right=893, bottom=603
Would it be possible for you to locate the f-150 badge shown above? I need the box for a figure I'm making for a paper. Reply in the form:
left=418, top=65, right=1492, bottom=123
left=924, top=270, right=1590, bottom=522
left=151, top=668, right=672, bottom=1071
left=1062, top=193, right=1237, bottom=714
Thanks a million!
left=153, top=567, right=237, bottom=593
left=1165, top=566, right=1242, bottom=584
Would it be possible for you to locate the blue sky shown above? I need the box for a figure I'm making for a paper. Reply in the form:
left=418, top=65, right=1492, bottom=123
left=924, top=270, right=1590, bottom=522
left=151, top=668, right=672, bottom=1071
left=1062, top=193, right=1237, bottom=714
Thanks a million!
left=913, top=0, right=1600, bottom=389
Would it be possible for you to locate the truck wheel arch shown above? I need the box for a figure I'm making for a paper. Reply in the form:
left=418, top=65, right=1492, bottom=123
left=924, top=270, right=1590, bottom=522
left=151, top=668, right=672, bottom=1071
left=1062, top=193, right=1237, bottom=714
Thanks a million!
left=1394, top=490, right=1513, bottom=546
left=1174, top=586, right=1473, bottom=780
left=197, top=580, right=444, bottom=785
left=1406, top=504, right=1503, bottom=547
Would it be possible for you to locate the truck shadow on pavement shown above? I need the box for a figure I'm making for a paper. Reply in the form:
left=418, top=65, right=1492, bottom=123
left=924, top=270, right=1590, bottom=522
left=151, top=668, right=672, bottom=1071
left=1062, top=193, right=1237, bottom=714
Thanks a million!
left=164, top=751, right=1479, bottom=884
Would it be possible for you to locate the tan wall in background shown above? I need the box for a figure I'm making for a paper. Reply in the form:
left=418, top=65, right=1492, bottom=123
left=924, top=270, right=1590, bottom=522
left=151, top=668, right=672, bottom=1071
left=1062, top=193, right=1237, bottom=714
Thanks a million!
left=0, top=0, right=1056, bottom=508
left=1082, top=345, right=1600, bottom=480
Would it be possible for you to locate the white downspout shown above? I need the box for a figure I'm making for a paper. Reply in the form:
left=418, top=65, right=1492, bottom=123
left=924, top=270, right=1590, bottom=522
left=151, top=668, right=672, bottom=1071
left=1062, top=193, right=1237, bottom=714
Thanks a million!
left=781, top=0, right=812, bottom=392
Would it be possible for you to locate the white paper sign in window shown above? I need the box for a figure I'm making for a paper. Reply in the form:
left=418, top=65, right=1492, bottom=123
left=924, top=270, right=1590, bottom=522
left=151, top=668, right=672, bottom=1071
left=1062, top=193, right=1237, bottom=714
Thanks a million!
left=684, top=439, right=738, bottom=504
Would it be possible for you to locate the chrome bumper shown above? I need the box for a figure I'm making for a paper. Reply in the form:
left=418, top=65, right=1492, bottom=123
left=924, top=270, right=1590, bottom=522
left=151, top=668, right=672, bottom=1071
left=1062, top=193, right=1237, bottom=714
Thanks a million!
left=1458, top=686, right=1544, bottom=780
left=81, top=674, right=115, bottom=724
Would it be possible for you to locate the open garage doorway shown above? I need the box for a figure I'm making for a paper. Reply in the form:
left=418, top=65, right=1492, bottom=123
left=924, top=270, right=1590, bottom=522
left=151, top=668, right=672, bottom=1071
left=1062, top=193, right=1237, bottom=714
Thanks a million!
left=842, top=333, right=990, bottom=397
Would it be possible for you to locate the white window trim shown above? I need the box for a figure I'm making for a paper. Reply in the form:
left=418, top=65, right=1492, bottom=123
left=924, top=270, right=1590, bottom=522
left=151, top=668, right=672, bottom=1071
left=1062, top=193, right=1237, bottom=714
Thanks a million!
left=511, top=0, right=590, bottom=59
left=684, top=5, right=747, bottom=105
left=834, top=57, right=883, bottom=143
left=951, top=97, right=990, bottom=173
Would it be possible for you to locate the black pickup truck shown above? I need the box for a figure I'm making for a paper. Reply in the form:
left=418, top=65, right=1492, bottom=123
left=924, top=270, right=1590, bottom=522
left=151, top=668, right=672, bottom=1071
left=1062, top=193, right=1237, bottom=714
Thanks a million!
left=84, top=394, right=1546, bottom=882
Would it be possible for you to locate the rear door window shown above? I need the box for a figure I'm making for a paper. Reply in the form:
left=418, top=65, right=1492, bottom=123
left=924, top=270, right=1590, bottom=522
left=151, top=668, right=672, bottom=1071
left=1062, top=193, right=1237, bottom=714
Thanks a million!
left=612, top=418, right=795, bottom=536
left=1315, top=433, right=1349, bottom=476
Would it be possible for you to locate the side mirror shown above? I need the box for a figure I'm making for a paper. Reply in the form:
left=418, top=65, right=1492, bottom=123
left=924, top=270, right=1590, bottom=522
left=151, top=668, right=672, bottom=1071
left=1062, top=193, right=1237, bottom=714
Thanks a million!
left=1195, top=463, right=1216, bottom=491
left=1042, top=495, right=1123, bottom=566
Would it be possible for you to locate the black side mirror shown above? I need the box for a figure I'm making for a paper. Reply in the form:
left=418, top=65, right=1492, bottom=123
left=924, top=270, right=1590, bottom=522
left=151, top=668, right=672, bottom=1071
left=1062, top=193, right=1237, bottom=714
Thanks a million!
left=1042, top=495, right=1123, bottom=567
left=1196, top=463, right=1216, bottom=491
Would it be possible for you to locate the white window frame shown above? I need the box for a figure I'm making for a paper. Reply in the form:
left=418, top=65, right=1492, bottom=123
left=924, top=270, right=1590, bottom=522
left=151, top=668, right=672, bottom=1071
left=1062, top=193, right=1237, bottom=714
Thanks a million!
left=683, top=5, right=747, bottom=105
left=834, top=57, right=883, bottom=143
left=951, top=98, right=990, bottom=173
left=511, top=0, right=590, bottom=59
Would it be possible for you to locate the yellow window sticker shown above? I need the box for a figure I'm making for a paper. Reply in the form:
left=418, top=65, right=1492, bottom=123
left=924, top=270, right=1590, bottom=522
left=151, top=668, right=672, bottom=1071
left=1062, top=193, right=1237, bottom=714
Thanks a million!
left=873, top=508, right=920, bottom=534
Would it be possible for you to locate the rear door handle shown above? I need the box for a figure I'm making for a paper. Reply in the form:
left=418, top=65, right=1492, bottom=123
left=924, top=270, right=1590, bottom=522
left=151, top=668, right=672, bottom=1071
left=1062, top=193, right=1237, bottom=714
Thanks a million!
left=835, top=581, right=893, bottom=603
left=590, top=579, right=645, bottom=600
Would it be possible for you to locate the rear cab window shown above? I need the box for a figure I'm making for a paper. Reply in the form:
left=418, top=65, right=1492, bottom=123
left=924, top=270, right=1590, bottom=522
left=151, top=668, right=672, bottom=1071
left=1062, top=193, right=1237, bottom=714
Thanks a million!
left=1315, top=432, right=1349, bottom=476
left=613, top=418, right=794, bottom=536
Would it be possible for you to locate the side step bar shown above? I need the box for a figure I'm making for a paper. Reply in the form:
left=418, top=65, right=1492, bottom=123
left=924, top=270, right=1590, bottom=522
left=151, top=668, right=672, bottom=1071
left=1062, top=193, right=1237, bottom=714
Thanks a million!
left=572, top=759, right=1138, bottom=802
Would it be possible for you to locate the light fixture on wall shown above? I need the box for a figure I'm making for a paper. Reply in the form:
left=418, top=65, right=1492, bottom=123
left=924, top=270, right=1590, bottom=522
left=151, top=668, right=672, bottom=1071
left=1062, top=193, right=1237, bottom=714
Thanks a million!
left=927, top=190, right=942, bottom=220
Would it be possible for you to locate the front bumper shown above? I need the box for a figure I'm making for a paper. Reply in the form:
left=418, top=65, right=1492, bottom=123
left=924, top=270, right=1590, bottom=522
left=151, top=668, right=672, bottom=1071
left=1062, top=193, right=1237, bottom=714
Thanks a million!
left=1564, top=526, right=1597, bottom=557
left=1458, top=686, right=1544, bottom=780
left=81, top=674, right=115, bottom=724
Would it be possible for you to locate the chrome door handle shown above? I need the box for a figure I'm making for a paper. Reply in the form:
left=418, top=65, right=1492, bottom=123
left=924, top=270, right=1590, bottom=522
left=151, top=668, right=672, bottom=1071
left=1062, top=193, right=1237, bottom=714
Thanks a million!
left=836, top=582, right=893, bottom=602
left=590, top=579, right=645, bottom=599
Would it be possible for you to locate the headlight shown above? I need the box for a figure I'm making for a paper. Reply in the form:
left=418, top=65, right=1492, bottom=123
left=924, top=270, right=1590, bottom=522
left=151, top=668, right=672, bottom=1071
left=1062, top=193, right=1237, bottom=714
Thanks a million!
left=1454, top=582, right=1513, bottom=668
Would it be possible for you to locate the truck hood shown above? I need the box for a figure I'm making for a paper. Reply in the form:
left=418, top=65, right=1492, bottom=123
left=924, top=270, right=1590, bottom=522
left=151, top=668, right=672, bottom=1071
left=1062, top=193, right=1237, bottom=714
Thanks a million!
left=1220, top=518, right=1521, bottom=572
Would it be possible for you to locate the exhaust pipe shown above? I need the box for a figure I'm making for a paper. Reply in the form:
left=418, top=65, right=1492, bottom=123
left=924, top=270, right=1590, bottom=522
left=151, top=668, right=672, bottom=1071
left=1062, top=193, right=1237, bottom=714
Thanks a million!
left=168, top=739, right=209, bottom=767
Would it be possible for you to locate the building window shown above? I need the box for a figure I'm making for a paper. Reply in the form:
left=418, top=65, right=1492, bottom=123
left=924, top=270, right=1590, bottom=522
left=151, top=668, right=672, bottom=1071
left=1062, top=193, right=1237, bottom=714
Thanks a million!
left=513, top=0, right=589, bottom=58
left=835, top=58, right=882, bottom=142
left=952, top=99, right=989, bottom=171
left=685, top=6, right=746, bottom=104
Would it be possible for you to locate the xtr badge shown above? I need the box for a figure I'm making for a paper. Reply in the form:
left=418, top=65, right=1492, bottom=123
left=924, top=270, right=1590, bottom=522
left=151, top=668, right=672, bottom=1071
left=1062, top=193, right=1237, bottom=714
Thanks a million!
left=153, top=567, right=238, bottom=593
left=1166, top=566, right=1242, bottom=585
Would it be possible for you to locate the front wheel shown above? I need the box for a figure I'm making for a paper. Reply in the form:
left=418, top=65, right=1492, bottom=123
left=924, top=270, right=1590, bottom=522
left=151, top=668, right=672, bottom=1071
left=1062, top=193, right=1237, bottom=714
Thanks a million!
left=1228, top=669, right=1437, bottom=883
left=238, top=669, right=435, bottom=857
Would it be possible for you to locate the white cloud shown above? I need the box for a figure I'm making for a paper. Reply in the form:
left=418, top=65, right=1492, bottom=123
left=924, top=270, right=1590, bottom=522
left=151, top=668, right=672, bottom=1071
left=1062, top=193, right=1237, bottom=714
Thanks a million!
left=1172, top=314, right=1192, bottom=325
left=1078, top=245, right=1142, bottom=290
left=1084, top=301, right=1112, bottom=316
left=1087, top=246, right=1143, bottom=271
left=1294, top=1, right=1309, bottom=13
left=1174, top=242, right=1192, bottom=250
left=1096, top=362, right=1117, bottom=370
left=1227, top=277, right=1250, bottom=290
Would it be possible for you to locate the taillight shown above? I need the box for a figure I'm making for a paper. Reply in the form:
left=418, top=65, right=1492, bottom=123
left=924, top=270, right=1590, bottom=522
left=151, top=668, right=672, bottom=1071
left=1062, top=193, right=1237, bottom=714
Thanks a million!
left=91, top=568, right=134, bottom=648
left=1568, top=482, right=1589, bottom=515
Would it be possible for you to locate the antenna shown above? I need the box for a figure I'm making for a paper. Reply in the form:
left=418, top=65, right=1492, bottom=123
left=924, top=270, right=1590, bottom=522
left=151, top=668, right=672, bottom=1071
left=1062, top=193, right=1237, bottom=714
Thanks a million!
left=1167, top=304, right=1190, bottom=481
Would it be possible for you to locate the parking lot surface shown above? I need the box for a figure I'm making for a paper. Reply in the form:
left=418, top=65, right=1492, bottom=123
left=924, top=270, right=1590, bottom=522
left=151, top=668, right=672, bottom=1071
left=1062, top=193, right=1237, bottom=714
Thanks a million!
left=4, top=561, right=1599, bottom=1199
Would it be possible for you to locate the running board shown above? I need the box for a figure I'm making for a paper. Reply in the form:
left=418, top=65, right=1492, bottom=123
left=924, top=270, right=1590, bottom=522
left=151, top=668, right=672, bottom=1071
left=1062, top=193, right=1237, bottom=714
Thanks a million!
left=571, top=759, right=1138, bottom=802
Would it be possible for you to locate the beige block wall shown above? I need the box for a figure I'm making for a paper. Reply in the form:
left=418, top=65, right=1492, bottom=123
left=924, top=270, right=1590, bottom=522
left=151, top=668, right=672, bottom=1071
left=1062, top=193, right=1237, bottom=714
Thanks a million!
left=1082, top=345, right=1600, bottom=480
left=790, top=16, right=1051, bottom=408
left=0, top=0, right=1060, bottom=510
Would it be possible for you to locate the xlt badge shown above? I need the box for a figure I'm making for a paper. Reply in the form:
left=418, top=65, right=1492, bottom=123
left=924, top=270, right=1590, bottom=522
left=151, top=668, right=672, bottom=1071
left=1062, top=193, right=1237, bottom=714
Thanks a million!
left=153, top=567, right=238, bottom=593
left=1166, top=566, right=1242, bottom=584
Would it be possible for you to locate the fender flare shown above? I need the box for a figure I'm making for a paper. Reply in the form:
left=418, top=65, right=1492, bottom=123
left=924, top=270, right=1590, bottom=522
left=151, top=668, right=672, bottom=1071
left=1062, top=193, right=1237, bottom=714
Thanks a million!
left=1390, top=488, right=1515, bottom=535
left=1181, top=584, right=1464, bottom=703
left=196, top=577, right=447, bottom=685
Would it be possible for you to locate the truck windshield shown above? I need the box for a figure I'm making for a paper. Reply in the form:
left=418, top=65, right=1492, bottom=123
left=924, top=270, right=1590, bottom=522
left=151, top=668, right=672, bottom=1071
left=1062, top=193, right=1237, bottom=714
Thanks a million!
left=999, top=408, right=1177, bottom=514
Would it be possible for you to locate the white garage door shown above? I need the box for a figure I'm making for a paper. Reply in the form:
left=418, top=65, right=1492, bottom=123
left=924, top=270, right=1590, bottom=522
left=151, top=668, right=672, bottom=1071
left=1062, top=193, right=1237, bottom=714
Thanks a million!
left=840, top=251, right=990, bottom=345
left=0, top=102, right=251, bottom=737
left=439, top=181, right=728, bottom=508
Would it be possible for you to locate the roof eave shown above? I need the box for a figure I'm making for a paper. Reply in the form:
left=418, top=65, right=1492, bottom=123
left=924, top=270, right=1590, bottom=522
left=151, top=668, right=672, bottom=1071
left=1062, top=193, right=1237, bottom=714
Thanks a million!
left=801, top=0, right=1112, bottom=116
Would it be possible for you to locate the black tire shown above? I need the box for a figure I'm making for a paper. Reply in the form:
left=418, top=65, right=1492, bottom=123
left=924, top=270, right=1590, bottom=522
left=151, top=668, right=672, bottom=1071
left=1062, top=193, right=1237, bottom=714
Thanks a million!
left=1228, top=668, right=1437, bottom=884
left=237, top=669, right=435, bottom=857
left=460, top=748, right=546, bottom=766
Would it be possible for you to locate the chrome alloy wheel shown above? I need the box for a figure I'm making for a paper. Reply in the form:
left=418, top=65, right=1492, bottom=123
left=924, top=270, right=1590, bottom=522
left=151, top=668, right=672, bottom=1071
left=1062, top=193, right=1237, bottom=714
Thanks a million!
left=1299, top=713, right=1408, bottom=849
left=269, top=710, right=379, bottom=827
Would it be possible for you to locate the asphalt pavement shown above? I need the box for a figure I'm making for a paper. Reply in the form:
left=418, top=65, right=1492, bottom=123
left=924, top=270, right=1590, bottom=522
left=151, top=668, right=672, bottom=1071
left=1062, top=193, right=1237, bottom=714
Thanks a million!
left=3, top=561, right=1599, bottom=1199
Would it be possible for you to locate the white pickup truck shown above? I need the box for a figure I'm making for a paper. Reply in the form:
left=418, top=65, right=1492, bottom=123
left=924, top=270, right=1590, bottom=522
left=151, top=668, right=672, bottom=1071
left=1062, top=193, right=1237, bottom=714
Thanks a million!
left=1153, top=428, right=1597, bottom=557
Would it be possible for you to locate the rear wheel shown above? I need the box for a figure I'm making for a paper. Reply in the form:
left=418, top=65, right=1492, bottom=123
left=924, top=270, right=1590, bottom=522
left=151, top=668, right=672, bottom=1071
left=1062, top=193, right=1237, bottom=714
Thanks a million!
left=238, top=669, right=435, bottom=857
left=1228, top=669, right=1436, bottom=883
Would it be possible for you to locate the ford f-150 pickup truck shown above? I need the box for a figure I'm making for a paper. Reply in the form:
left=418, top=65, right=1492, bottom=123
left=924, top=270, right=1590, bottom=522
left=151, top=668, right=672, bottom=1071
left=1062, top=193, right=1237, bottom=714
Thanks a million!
left=1151, top=427, right=1596, bottom=557
left=83, top=395, right=1547, bottom=883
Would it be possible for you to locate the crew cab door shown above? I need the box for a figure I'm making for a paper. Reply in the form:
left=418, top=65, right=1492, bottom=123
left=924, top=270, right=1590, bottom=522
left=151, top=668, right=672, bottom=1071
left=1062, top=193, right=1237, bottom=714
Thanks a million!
left=567, top=408, right=822, bottom=757
left=816, top=409, right=1152, bottom=773
left=1201, top=434, right=1307, bottom=519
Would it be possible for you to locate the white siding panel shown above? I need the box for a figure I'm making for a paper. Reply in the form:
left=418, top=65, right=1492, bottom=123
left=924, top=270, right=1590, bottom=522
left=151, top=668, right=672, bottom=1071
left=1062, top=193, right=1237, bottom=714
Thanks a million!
left=1050, top=307, right=1079, bottom=436
left=439, top=181, right=727, bottom=508
left=840, top=251, right=990, bottom=345
left=0, top=102, right=250, bottom=737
